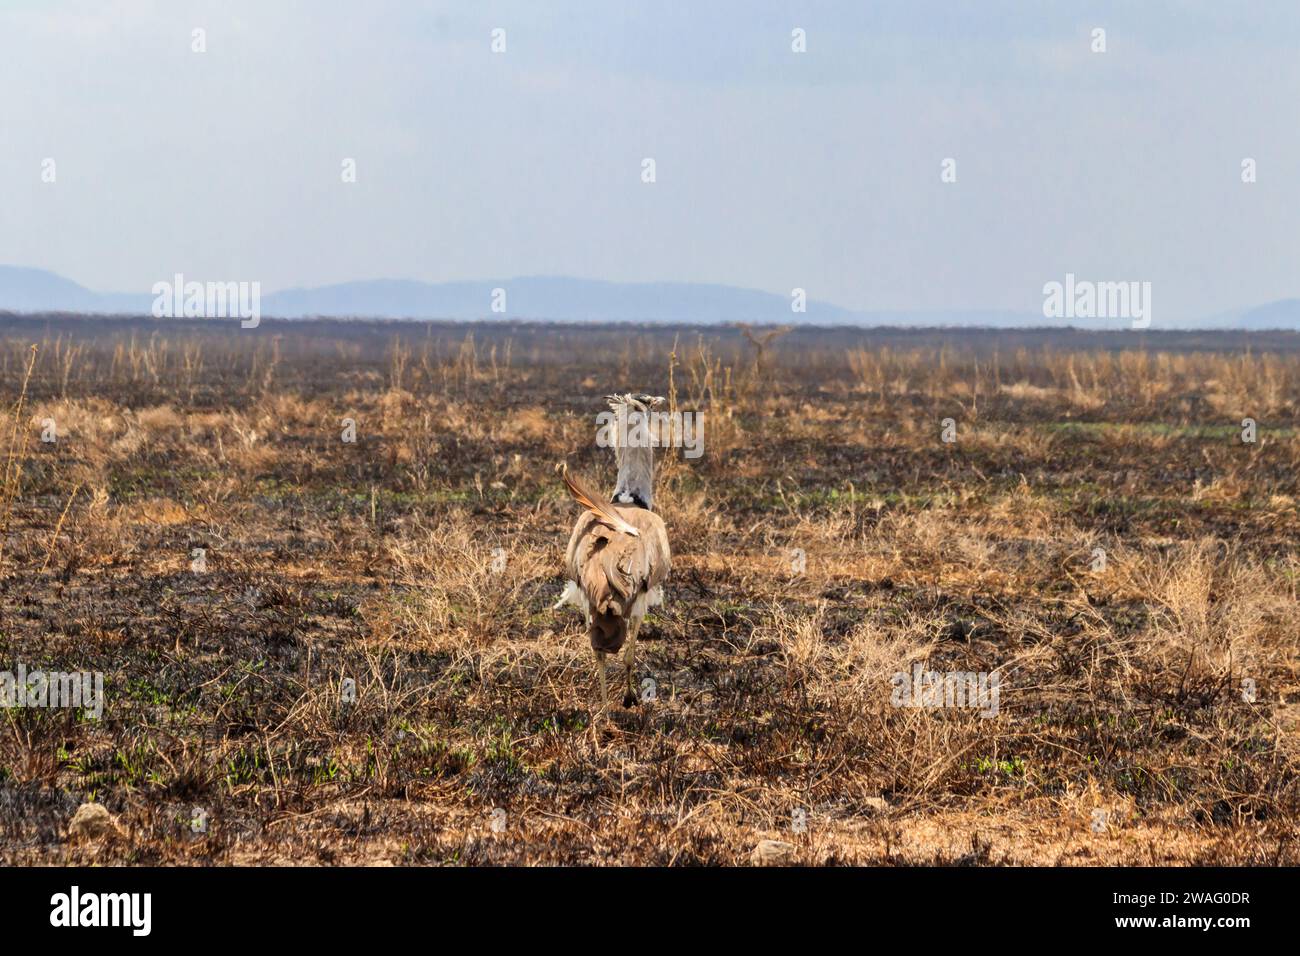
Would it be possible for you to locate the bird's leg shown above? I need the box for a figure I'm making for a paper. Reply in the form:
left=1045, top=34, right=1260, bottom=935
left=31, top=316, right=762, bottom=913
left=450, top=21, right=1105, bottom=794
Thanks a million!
left=593, top=649, right=610, bottom=723
left=622, top=618, right=641, bottom=708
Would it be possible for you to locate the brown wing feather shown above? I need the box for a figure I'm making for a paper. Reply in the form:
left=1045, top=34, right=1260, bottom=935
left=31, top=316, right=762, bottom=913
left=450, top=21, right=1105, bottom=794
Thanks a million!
left=563, top=471, right=640, bottom=537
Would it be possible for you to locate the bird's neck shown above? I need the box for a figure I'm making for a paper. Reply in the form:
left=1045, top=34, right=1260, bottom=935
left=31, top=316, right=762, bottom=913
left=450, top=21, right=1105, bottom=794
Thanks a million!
left=612, top=408, right=655, bottom=510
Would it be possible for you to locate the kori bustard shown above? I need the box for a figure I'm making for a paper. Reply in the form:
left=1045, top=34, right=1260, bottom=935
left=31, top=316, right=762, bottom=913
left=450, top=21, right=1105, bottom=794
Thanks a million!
left=558, top=393, right=670, bottom=714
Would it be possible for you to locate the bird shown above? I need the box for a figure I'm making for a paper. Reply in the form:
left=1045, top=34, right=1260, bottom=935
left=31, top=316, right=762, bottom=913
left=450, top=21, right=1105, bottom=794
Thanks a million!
left=557, top=393, right=671, bottom=716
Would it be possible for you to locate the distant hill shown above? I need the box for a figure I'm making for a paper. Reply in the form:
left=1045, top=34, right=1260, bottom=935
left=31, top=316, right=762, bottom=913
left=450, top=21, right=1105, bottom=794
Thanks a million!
left=1236, top=299, right=1300, bottom=329
left=0, top=266, right=104, bottom=313
left=261, top=276, right=864, bottom=323
left=2, top=265, right=1297, bottom=330
left=0, top=267, right=866, bottom=324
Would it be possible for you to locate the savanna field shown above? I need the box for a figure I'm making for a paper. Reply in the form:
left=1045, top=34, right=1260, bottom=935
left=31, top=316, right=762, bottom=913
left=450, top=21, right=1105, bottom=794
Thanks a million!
left=1, top=315, right=1298, bottom=865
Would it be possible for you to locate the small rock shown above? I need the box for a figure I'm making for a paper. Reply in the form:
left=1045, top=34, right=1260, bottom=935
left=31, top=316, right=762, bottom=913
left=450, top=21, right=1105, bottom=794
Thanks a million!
left=751, top=839, right=796, bottom=866
left=68, top=802, right=118, bottom=841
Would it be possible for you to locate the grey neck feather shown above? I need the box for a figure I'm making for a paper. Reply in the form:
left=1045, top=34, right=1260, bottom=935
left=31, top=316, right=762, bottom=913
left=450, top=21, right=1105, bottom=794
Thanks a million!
left=611, top=405, right=655, bottom=510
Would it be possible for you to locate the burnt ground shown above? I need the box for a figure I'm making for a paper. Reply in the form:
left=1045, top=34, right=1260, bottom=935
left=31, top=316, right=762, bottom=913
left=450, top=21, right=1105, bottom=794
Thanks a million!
left=1, top=315, right=1298, bottom=865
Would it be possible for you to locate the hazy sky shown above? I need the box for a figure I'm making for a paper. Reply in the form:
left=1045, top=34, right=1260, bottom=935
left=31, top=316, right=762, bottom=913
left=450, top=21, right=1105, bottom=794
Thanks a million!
left=1, top=0, right=1297, bottom=319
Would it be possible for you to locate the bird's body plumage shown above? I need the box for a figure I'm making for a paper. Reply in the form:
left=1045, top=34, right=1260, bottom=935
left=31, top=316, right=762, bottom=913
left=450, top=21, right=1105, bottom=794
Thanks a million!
left=563, top=505, right=670, bottom=654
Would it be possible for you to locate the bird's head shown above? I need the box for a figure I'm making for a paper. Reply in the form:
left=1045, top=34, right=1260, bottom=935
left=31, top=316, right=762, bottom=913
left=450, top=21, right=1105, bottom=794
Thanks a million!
left=606, top=392, right=666, bottom=413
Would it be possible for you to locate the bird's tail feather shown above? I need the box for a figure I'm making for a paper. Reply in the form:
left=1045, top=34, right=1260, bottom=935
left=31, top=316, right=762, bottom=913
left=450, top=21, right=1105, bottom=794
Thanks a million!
left=563, top=471, right=641, bottom=537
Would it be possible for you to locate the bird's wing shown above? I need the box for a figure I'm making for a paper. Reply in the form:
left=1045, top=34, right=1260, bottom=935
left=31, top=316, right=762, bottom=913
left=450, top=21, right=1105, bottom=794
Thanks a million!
left=624, top=508, right=670, bottom=592
left=566, top=512, right=623, bottom=616
left=563, top=471, right=640, bottom=537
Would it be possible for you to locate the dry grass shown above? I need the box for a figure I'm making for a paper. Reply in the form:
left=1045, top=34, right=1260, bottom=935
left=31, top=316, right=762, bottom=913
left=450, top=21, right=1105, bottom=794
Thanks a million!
left=0, top=316, right=1298, bottom=865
